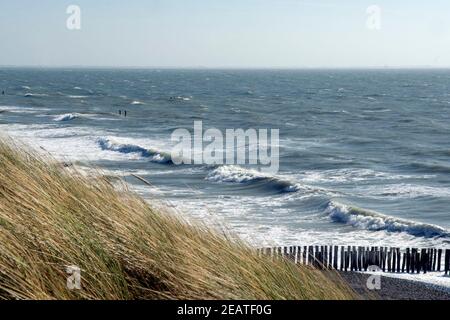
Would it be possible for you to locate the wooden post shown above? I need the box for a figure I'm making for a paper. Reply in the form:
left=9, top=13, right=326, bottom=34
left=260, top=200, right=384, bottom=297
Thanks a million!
left=328, top=246, right=333, bottom=269
left=401, top=251, right=406, bottom=273
left=392, top=247, right=397, bottom=273
left=416, top=249, right=421, bottom=274
left=380, top=247, right=385, bottom=272
left=360, top=246, right=364, bottom=271
left=421, top=249, right=427, bottom=274
left=433, top=249, right=437, bottom=271
left=348, top=247, right=351, bottom=271
left=344, top=250, right=350, bottom=271
left=364, top=247, right=368, bottom=270
left=333, top=246, right=338, bottom=270
left=406, top=248, right=411, bottom=273
left=396, top=248, right=401, bottom=273
left=373, top=247, right=379, bottom=266
left=387, top=248, right=392, bottom=272
left=427, top=249, right=432, bottom=272
left=349, top=247, right=353, bottom=271
left=349, top=246, right=354, bottom=271
left=320, top=246, right=327, bottom=269
left=410, top=248, right=415, bottom=273
left=361, top=247, right=366, bottom=271
left=375, top=247, right=380, bottom=267
left=308, top=246, right=314, bottom=266
left=437, top=249, right=442, bottom=272
left=357, top=247, right=362, bottom=271
left=372, top=247, right=376, bottom=266
left=303, top=246, right=307, bottom=265
left=445, top=249, right=450, bottom=275
left=340, top=246, right=344, bottom=271
left=314, top=246, right=319, bottom=268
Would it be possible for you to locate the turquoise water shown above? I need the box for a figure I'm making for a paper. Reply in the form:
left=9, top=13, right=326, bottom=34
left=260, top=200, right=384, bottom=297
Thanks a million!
left=1, top=68, right=450, bottom=248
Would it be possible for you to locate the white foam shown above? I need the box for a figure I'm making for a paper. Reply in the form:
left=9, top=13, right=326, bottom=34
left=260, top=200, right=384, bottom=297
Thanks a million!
left=297, top=168, right=428, bottom=184
left=206, top=165, right=301, bottom=192
left=326, top=200, right=449, bottom=238
left=24, top=93, right=49, bottom=97
left=363, top=183, right=450, bottom=199
left=0, top=106, right=51, bottom=114
left=67, top=95, right=88, bottom=99
left=53, top=113, right=79, bottom=122
left=97, top=137, right=172, bottom=164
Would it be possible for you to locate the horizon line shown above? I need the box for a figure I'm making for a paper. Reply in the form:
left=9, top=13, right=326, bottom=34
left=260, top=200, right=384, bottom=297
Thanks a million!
left=2, top=65, right=450, bottom=70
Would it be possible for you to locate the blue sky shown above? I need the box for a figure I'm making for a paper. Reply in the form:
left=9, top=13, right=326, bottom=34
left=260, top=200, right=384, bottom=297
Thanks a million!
left=1, top=0, right=450, bottom=67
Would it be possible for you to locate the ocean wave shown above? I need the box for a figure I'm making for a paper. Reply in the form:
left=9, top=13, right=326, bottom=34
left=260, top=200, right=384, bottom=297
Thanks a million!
left=24, top=93, right=49, bottom=98
left=298, top=168, right=418, bottom=184
left=0, top=106, right=51, bottom=114
left=97, top=137, right=172, bottom=164
left=206, top=165, right=301, bottom=193
left=408, top=162, right=450, bottom=174
left=364, top=183, right=450, bottom=199
left=168, top=96, right=191, bottom=102
left=54, top=113, right=79, bottom=122
left=68, top=95, right=88, bottom=99
left=325, top=201, right=449, bottom=238
left=130, top=100, right=144, bottom=105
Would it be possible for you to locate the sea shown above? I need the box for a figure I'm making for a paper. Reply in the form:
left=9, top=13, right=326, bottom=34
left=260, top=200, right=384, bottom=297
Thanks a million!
left=1, top=68, right=450, bottom=253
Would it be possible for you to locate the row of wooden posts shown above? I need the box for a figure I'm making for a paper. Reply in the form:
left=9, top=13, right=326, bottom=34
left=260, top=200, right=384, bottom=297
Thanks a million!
left=256, top=246, right=450, bottom=275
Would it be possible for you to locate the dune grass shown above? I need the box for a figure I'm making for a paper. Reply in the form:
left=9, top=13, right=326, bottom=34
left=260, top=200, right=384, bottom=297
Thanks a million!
left=0, top=137, right=356, bottom=300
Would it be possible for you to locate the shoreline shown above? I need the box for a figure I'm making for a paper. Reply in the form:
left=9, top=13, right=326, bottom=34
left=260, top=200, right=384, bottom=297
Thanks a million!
left=340, top=272, right=450, bottom=300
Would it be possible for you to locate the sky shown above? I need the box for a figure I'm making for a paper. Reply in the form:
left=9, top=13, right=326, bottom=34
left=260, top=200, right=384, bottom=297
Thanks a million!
left=1, top=0, right=450, bottom=68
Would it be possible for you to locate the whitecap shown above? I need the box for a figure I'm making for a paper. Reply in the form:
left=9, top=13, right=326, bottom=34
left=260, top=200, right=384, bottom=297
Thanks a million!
left=325, top=201, right=449, bottom=238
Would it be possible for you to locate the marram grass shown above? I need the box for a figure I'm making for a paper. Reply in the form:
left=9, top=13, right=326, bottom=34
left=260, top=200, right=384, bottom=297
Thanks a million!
left=0, top=137, right=355, bottom=300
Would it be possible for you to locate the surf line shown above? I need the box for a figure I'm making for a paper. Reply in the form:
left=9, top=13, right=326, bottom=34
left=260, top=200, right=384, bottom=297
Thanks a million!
left=171, top=120, right=280, bottom=174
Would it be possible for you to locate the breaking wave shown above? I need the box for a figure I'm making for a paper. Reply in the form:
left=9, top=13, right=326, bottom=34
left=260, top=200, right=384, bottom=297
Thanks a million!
left=97, top=137, right=172, bottom=164
left=325, top=201, right=449, bottom=238
left=206, top=165, right=301, bottom=193
left=24, top=93, right=49, bottom=98
left=54, top=113, right=79, bottom=122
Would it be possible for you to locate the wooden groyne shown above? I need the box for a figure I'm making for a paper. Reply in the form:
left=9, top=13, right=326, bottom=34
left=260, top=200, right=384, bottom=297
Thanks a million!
left=256, top=246, right=450, bottom=275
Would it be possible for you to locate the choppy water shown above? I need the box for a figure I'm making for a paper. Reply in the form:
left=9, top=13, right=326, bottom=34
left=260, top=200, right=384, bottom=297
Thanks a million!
left=1, top=68, right=450, bottom=248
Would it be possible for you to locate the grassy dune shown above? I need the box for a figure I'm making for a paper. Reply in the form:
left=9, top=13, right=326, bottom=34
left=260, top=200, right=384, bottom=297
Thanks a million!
left=0, top=138, right=355, bottom=300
